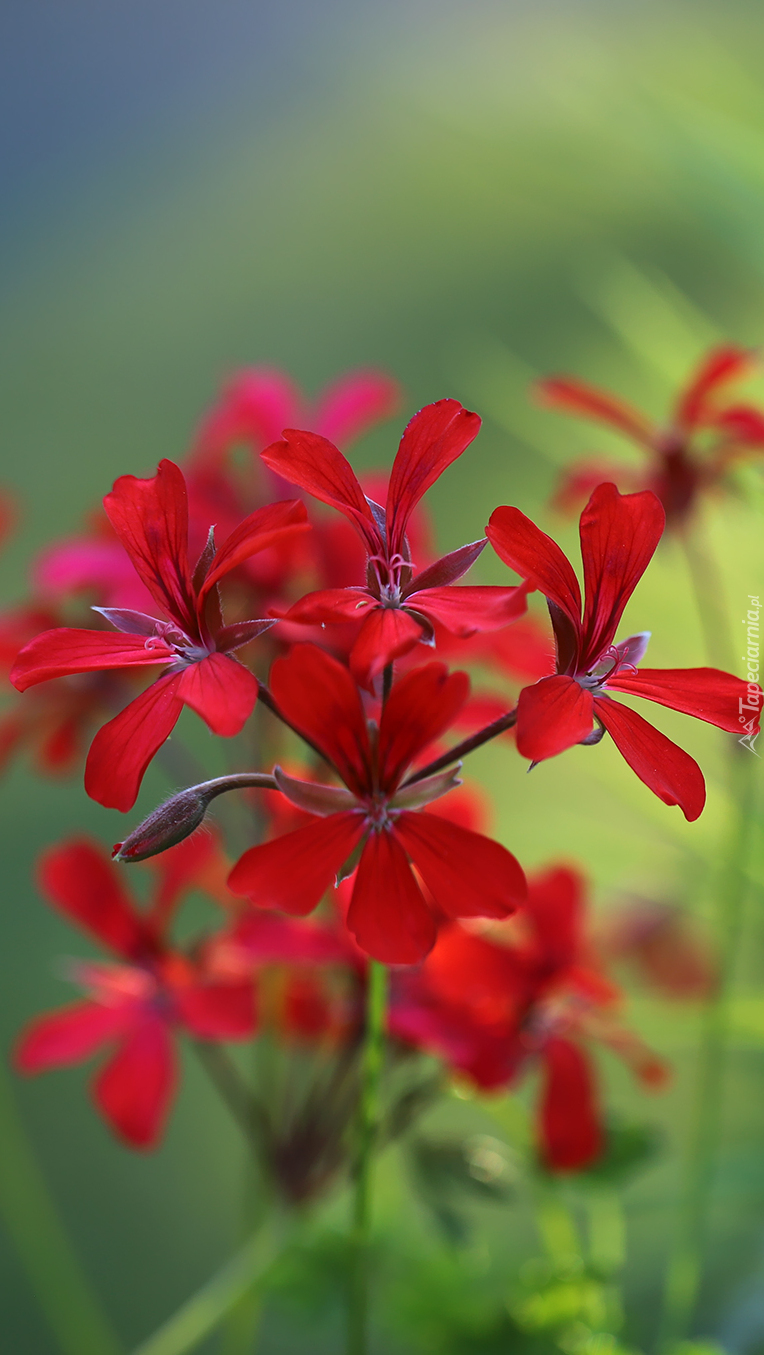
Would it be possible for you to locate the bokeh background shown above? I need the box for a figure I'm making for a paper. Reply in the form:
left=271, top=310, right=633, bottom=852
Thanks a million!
left=3, top=1, right=764, bottom=1350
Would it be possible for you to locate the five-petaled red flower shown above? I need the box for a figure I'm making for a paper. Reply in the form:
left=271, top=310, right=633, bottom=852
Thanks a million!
left=537, top=346, right=764, bottom=526
left=15, top=836, right=255, bottom=1149
left=10, top=459, right=309, bottom=810
left=487, top=483, right=758, bottom=820
left=392, top=865, right=668, bottom=1171
left=227, top=644, right=527, bottom=964
left=260, top=399, right=528, bottom=689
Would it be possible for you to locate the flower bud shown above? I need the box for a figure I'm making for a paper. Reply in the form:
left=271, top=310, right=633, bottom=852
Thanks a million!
left=113, top=786, right=214, bottom=862
left=113, top=772, right=277, bottom=863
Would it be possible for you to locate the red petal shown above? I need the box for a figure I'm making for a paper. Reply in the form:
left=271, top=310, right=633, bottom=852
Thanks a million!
left=269, top=644, right=372, bottom=795
left=260, top=430, right=381, bottom=554
left=93, top=1017, right=176, bottom=1149
left=227, top=813, right=365, bottom=915
left=377, top=663, right=469, bottom=791
left=534, top=376, right=654, bottom=445
left=540, top=1037, right=603, bottom=1171
left=386, top=400, right=481, bottom=557
left=15, top=1000, right=131, bottom=1072
left=190, top=368, right=300, bottom=463
left=487, top=506, right=582, bottom=632
left=147, top=833, right=226, bottom=926
left=411, top=584, right=528, bottom=635
left=176, top=653, right=258, bottom=736
left=515, top=676, right=594, bottom=762
left=394, top=812, right=526, bottom=920
left=346, top=829, right=436, bottom=963
left=711, top=404, right=764, bottom=445
left=197, top=499, right=309, bottom=603
left=284, top=587, right=375, bottom=625
left=176, top=982, right=256, bottom=1039
left=526, top=865, right=585, bottom=972
left=551, top=460, right=642, bottom=515
left=314, top=370, right=401, bottom=445
left=579, top=484, right=665, bottom=665
left=10, top=628, right=172, bottom=691
left=38, top=838, right=144, bottom=956
left=606, top=667, right=761, bottom=733
left=349, top=607, right=425, bottom=690
left=675, top=345, right=754, bottom=430
left=594, top=696, right=706, bottom=821
left=84, top=674, right=184, bottom=811
left=104, top=459, right=197, bottom=635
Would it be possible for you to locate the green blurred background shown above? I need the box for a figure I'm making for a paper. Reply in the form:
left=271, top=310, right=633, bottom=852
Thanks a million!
left=3, top=1, right=764, bottom=1350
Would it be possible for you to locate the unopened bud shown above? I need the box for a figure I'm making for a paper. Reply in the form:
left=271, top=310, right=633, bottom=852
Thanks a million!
left=113, top=772, right=277, bottom=863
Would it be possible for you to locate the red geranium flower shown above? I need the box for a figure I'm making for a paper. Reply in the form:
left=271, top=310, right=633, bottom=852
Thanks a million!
left=15, top=836, right=255, bottom=1149
left=537, top=346, right=764, bottom=526
left=10, top=460, right=309, bottom=810
left=260, top=400, right=529, bottom=689
left=227, top=644, right=527, bottom=964
left=487, top=483, right=759, bottom=820
left=392, top=865, right=667, bottom=1172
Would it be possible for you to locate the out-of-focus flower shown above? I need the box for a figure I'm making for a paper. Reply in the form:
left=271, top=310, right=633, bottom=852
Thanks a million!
left=261, top=400, right=528, bottom=689
left=487, top=483, right=759, bottom=820
left=537, top=346, right=764, bottom=526
left=15, top=836, right=254, bottom=1149
left=11, top=460, right=309, bottom=809
left=228, top=644, right=527, bottom=964
left=391, top=865, right=668, bottom=1172
left=599, top=899, right=717, bottom=1000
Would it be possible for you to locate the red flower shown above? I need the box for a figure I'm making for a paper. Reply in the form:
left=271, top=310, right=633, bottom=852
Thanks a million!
left=537, top=346, right=764, bottom=526
left=227, top=644, right=527, bottom=964
left=14, top=836, right=255, bottom=1149
left=391, top=865, right=667, bottom=1172
left=10, top=460, right=309, bottom=810
left=260, top=400, right=529, bottom=689
left=487, top=483, right=759, bottom=820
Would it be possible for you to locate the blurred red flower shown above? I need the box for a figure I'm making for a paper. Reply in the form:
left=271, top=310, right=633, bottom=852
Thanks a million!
left=537, top=346, right=764, bottom=526
left=15, top=835, right=254, bottom=1149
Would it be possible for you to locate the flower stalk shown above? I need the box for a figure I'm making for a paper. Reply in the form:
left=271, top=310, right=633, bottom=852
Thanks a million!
left=348, top=959, right=389, bottom=1355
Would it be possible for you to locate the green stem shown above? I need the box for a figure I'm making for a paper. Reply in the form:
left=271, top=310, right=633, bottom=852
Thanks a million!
left=0, top=1060, right=121, bottom=1355
left=680, top=528, right=733, bottom=671
left=658, top=749, right=757, bottom=1349
left=129, top=1214, right=290, bottom=1355
left=347, top=960, right=388, bottom=1355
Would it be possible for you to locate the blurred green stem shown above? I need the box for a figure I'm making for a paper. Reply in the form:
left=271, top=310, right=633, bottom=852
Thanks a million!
left=680, top=527, right=733, bottom=671
left=533, top=1182, right=581, bottom=1265
left=130, top=1213, right=290, bottom=1355
left=659, top=748, right=757, bottom=1348
left=0, top=1059, right=121, bottom=1355
left=347, top=959, right=388, bottom=1355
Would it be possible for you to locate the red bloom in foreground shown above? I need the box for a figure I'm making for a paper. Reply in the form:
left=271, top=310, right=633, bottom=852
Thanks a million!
left=392, top=865, right=667, bottom=1171
left=15, top=837, right=254, bottom=1148
left=228, top=645, right=527, bottom=963
left=487, top=483, right=759, bottom=821
left=10, top=460, right=309, bottom=810
left=537, top=346, right=764, bottom=526
left=261, top=400, right=528, bottom=689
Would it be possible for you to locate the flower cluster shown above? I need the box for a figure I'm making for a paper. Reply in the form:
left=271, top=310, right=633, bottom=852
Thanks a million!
left=6, top=362, right=760, bottom=1178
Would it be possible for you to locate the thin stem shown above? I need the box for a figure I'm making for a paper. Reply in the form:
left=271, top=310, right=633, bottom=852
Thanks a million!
left=193, top=1042, right=268, bottom=1155
left=347, top=960, right=388, bottom=1355
left=0, top=1059, right=121, bottom=1355
left=130, top=1213, right=291, bottom=1355
left=403, top=708, right=518, bottom=786
left=680, top=528, right=733, bottom=671
left=658, top=749, right=758, bottom=1349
